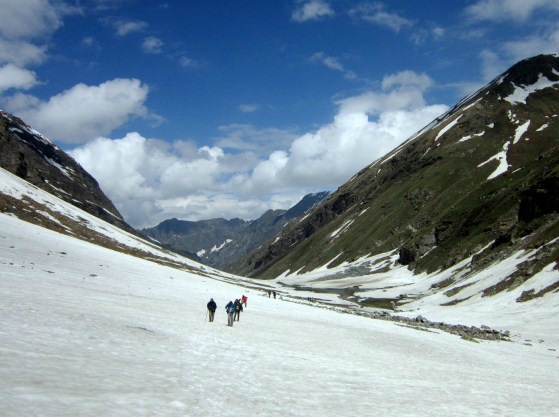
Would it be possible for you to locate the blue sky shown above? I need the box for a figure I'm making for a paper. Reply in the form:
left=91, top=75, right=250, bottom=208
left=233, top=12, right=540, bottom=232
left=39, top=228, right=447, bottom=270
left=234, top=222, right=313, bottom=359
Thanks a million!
left=1, top=0, right=559, bottom=228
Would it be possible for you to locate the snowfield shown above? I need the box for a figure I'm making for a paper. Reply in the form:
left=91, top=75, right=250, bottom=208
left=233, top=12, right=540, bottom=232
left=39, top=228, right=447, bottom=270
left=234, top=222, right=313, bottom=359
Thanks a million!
left=1, top=213, right=558, bottom=416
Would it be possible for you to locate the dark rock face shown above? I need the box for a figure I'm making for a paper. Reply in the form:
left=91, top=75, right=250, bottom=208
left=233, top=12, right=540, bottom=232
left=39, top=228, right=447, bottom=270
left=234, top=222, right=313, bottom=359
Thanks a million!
left=518, top=177, right=559, bottom=223
left=0, top=110, right=135, bottom=234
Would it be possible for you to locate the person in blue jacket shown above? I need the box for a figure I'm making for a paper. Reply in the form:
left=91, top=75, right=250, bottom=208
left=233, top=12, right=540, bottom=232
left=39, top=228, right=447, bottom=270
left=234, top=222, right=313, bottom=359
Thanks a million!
left=225, top=300, right=235, bottom=326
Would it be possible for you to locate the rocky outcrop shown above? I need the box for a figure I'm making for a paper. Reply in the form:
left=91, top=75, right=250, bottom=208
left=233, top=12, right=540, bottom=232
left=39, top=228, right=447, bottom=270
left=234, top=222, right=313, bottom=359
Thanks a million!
left=0, top=110, right=135, bottom=234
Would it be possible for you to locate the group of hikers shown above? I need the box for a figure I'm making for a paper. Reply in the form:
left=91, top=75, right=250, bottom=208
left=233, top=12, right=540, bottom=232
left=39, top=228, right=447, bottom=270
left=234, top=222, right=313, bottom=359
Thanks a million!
left=206, top=294, right=248, bottom=326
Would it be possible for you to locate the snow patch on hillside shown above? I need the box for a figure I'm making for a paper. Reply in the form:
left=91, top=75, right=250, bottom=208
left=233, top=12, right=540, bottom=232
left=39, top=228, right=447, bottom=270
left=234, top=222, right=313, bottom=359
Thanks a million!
left=478, top=141, right=510, bottom=179
left=435, top=114, right=462, bottom=141
left=504, top=75, right=559, bottom=104
left=513, top=120, right=530, bottom=144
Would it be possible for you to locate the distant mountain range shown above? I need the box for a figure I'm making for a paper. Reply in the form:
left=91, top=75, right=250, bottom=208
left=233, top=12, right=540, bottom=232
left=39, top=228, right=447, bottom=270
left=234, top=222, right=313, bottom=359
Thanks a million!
left=227, top=54, right=559, bottom=308
left=141, top=191, right=330, bottom=269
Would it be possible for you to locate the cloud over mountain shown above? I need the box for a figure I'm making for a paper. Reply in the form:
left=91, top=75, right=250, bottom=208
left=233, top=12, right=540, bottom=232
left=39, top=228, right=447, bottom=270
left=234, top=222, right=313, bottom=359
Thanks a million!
left=70, top=70, right=447, bottom=228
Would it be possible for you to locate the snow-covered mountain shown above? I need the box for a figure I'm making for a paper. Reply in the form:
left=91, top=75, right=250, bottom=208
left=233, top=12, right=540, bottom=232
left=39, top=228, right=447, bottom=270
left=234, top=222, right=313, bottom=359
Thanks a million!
left=142, top=191, right=330, bottom=269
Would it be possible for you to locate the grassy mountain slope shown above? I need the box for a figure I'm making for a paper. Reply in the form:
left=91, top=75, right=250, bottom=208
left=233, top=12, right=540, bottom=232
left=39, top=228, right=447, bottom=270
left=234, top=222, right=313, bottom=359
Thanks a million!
left=233, top=54, right=559, bottom=299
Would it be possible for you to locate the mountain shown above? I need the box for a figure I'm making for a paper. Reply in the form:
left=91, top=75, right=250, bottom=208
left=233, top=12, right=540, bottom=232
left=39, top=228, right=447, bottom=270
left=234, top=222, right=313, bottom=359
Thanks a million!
left=231, top=54, right=559, bottom=307
left=141, top=191, right=330, bottom=269
left=0, top=109, right=135, bottom=234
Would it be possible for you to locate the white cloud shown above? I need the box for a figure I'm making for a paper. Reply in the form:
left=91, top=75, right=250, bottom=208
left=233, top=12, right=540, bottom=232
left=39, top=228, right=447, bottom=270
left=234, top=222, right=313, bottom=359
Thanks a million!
left=350, top=2, right=413, bottom=33
left=142, top=37, right=164, bottom=54
left=5, top=78, right=150, bottom=144
left=213, top=124, right=298, bottom=155
left=0, top=0, right=65, bottom=40
left=114, top=19, right=148, bottom=36
left=292, top=0, right=335, bottom=22
left=465, top=0, right=559, bottom=22
left=311, top=52, right=357, bottom=80
left=69, top=71, right=448, bottom=228
left=0, top=64, right=38, bottom=93
left=0, top=39, right=48, bottom=67
left=239, top=104, right=260, bottom=113
left=69, top=132, right=269, bottom=227
left=179, top=56, right=198, bottom=68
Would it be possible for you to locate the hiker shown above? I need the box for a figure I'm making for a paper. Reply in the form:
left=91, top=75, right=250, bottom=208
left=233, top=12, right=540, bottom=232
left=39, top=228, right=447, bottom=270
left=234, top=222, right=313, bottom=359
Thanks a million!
left=225, top=301, right=235, bottom=326
left=234, top=299, right=243, bottom=321
left=241, top=294, right=248, bottom=307
left=268, top=290, right=271, bottom=298
left=273, top=291, right=276, bottom=299
left=207, top=298, right=217, bottom=322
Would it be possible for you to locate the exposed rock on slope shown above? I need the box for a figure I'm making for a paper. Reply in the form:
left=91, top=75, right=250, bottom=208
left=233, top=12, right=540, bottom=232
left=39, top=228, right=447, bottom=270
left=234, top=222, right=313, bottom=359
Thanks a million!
left=0, top=110, right=134, bottom=234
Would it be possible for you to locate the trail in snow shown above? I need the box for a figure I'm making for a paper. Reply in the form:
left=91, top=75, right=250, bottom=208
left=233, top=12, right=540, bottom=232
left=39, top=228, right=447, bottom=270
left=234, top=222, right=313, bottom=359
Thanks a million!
left=1, top=214, right=558, bottom=416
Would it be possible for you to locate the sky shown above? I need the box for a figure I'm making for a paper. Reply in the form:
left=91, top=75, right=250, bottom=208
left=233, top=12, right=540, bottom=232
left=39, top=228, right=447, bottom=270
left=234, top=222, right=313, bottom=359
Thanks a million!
left=1, top=0, right=559, bottom=228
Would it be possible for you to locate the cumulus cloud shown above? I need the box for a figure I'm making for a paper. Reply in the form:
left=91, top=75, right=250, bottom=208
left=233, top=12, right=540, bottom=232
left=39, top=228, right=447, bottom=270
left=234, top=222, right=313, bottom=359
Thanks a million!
left=69, top=132, right=266, bottom=227
left=70, top=70, right=448, bottom=228
left=0, top=39, right=48, bottom=67
left=5, top=78, right=150, bottom=143
left=0, top=0, right=79, bottom=69
left=0, top=64, right=38, bottom=93
left=0, top=0, right=66, bottom=40
left=292, top=0, right=335, bottom=22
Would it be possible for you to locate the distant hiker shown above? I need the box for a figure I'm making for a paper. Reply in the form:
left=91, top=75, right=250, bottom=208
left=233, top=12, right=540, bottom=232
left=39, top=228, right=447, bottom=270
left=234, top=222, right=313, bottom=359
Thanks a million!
left=268, top=290, right=271, bottom=298
left=207, top=298, right=217, bottom=322
left=241, top=295, right=248, bottom=307
left=234, top=299, right=243, bottom=321
left=273, top=291, right=276, bottom=299
left=225, top=301, right=235, bottom=326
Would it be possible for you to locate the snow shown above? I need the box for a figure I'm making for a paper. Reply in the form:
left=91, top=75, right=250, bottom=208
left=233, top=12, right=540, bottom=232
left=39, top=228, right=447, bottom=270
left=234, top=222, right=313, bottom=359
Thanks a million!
left=504, top=74, right=559, bottom=105
left=435, top=114, right=462, bottom=141
left=478, top=141, right=510, bottom=179
left=458, top=131, right=484, bottom=142
left=1, top=164, right=559, bottom=415
left=210, top=238, right=233, bottom=253
left=1, top=214, right=558, bottom=416
left=536, top=123, right=549, bottom=132
left=329, top=218, right=354, bottom=239
left=513, top=120, right=530, bottom=144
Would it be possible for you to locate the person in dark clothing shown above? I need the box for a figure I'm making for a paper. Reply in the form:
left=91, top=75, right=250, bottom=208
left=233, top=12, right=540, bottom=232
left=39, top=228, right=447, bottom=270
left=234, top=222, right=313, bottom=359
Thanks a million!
left=207, top=298, right=217, bottom=322
left=225, top=300, right=235, bottom=326
left=268, top=290, right=271, bottom=298
left=234, top=299, right=243, bottom=321
left=273, top=291, right=276, bottom=299
left=233, top=299, right=243, bottom=321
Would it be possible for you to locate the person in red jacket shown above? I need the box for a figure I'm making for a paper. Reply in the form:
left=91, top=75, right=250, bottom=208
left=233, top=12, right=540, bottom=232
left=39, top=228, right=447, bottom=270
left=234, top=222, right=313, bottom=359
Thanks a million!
left=241, top=294, right=247, bottom=307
